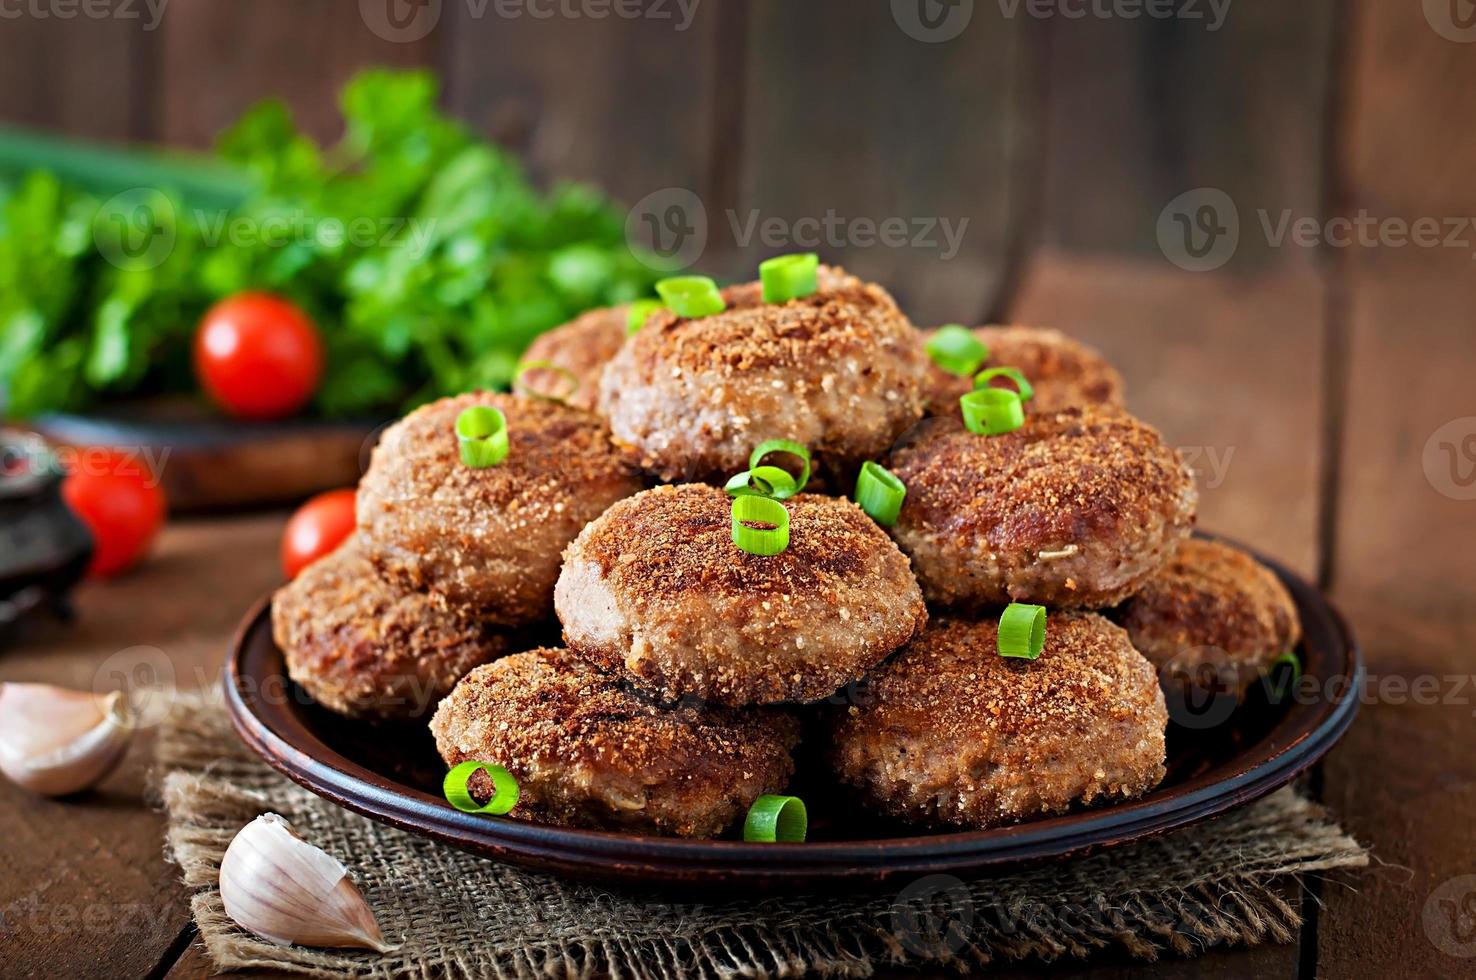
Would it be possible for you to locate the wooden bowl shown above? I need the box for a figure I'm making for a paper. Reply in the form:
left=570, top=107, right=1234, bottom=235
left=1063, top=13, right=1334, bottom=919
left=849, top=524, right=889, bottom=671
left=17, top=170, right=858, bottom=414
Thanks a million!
left=224, top=540, right=1361, bottom=890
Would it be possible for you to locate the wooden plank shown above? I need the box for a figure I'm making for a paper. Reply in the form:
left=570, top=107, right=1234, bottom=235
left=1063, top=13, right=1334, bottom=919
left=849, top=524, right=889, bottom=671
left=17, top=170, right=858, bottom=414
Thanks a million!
left=444, top=0, right=723, bottom=210
left=0, top=6, right=148, bottom=141
left=155, top=0, right=439, bottom=149
left=1008, top=250, right=1325, bottom=579
left=1315, top=2, right=1476, bottom=973
left=732, top=1, right=1038, bottom=323
left=1039, top=4, right=1337, bottom=265
left=0, top=513, right=286, bottom=979
left=1315, top=256, right=1476, bottom=979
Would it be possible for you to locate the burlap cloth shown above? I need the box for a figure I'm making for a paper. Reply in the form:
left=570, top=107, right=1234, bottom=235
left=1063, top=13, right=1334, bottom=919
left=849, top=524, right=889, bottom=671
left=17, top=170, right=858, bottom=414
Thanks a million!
left=157, top=694, right=1368, bottom=978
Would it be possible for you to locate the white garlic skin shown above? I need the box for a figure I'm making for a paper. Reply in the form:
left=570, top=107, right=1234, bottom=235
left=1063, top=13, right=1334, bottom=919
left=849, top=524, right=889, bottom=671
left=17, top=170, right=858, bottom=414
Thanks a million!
left=219, top=813, right=395, bottom=953
left=0, top=683, right=135, bottom=796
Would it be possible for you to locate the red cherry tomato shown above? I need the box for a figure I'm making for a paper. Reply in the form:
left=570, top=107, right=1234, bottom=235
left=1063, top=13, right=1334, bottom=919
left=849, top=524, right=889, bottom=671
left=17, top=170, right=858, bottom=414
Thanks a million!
left=60, top=448, right=167, bottom=578
left=281, top=489, right=357, bottom=578
left=194, top=292, right=323, bottom=420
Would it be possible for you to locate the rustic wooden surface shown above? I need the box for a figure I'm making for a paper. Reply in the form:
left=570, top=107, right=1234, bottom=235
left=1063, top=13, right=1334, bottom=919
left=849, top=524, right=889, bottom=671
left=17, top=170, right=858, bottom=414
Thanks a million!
left=3, top=0, right=1474, bottom=975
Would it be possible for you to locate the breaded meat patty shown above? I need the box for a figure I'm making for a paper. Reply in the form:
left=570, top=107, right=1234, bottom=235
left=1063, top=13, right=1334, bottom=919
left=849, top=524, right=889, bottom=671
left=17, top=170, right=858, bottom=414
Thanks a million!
left=555, top=483, right=928, bottom=706
left=515, top=305, right=629, bottom=412
left=888, top=407, right=1196, bottom=609
left=828, top=614, right=1168, bottom=830
left=598, top=265, right=927, bottom=483
left=1115, top=536, right=1302, bottom=695
left=429, top=648, right=802, bottom=837
left=357, top=393, right=643, bottom=625
left=922, top=325, right=1126, bottom=417
left=272, top=539, right=509, bottom=721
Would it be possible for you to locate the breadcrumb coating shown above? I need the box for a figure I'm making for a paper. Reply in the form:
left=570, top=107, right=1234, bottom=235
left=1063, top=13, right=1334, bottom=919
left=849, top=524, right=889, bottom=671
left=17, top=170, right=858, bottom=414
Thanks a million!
left=429, top=648, right=802, bottom=838
left=888, top=406, right=1196, bottom=609
left=598, top=265, right=926, bottom=483
left=922, top=324, right=1126, bottom=417
left=516, top=305, right=630, bottom=412
left=555, top=483, right=927, bottom=706
left=272, top=538, right=509, bottom=720
left=828, top=613, right=1168, bottom=829
left=357, top=392, right=644, bottom=625
left=1115, top=537, right=1302, bottom=695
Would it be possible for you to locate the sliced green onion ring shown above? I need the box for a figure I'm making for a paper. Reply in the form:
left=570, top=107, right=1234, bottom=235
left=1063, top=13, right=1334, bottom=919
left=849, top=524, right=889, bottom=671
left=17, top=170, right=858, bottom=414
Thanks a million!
left=960, top=388, right=1025, bottom=436
left=513, top=360, right=580, bottom=404
left=748, top=439, right=811, bottom=498
left=443, top=760, right=520, bottom=815
left=925, top=324, right=988, bottom=377
left=626, top=299, right=665, bottom=335
left=973, top=366, right=1035, bottom=403
left=1266, top=651, right=1302, bottom=701
left=743, top=794, right=808, bottom=842
left=853, top=461, right=906, bottom=527
left=724, top=465, right=799, bottom=499
left=455, top=406, right=510, bottom=468
left=656, top=275, right=726, bottom=318
left=998, top=603, right=1047, bottom=659
left=731, top=495, right=790, bottom=556
left=759, top=252, right=820, bottom=304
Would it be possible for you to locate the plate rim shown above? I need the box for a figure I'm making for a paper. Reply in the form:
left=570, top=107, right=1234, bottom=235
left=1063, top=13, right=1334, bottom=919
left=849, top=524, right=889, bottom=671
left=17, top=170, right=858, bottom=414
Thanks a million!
left=224, top=538, right=1363, bottom=886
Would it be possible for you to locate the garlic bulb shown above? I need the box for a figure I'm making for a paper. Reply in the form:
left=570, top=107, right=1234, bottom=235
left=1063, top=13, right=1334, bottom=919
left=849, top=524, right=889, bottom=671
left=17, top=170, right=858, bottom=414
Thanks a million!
left=220, top=813, right=395, bottom=952
left=0, top=683, right=135, bottom=796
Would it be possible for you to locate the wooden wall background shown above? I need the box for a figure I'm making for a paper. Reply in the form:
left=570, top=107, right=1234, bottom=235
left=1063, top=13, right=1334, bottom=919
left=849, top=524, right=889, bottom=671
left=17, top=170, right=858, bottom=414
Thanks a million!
left=3, top=2, right=1476, bottom=978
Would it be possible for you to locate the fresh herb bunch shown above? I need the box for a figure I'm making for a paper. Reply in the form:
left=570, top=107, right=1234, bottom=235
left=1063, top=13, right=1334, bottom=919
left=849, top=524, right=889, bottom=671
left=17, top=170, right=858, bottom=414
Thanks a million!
left=0, top=70, right=658, bottom=419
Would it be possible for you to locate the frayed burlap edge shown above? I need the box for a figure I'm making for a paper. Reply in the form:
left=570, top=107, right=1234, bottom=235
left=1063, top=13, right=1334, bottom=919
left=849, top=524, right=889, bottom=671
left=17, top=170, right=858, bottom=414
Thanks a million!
left=157, top=693, right=1367, bottom=979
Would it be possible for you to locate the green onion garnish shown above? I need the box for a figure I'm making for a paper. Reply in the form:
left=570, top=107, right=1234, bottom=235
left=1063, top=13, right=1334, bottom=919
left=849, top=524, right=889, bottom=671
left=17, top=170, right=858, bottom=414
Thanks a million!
left=656, top=275, right=726, bottom=318
left=748, top=439, right=811, bottom=498
left=759, top=253, right=820, bottom=304
left=455, top=406, right=510, bottom=468
left=998, top=603, right=1047, bottom=659
left=626, top=299, right=665, bottom=335
left=443, top=760, right=520, bottom=815
left=514, top=360, right=580, bottom=404
left=973, top=366, right=1034, bottom=403
left=743, top=794, right=807, bottom=842
left=853, top=461, right=906, bottom=527
left=724, top=465, right=799, bottom=499
left=1267, top=651, right=1302, bottom=701
left=926, top=324, right=988, bottom=377
left=731, top=494, right=790, bottom=556
left=960, top=388, right=1024, bottom=435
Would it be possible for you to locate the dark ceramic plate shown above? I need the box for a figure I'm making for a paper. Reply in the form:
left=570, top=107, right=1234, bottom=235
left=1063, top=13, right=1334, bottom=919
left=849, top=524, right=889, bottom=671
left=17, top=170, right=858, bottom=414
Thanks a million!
left=225, top=541, right=1361, bottom=890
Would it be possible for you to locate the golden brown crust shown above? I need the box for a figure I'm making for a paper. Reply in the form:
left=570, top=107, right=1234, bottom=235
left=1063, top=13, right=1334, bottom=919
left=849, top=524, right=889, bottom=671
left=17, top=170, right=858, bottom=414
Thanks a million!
left=356, top=392, right=644, bottom=625
left=921, top=324, right=1126, bottom=418
left=555, top=483, right=928, bottom=706
left=1115, top=537, right=1302, bottom=692
left=516, top=306, right=630, bottom=412
left=887, top=406, right=1196, bottom=609
left=598, top=265, right=927, bottom=483
left=828, top=614, right=1168, bottom=829
left=271, top=539, right=510, bottom=720
left=429, top=648, right=802, bottom=838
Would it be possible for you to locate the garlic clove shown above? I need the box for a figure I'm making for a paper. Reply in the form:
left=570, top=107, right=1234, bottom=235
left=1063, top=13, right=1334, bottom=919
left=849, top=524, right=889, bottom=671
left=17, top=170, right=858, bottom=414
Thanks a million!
left=0, top=683, right=135, bottom=796
left=220, top=813, right=396, bottom=953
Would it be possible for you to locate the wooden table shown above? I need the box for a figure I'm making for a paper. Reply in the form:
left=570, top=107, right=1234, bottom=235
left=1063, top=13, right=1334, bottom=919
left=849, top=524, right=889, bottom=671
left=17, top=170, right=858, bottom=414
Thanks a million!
left=3, top=249, right=1471, bottom=979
